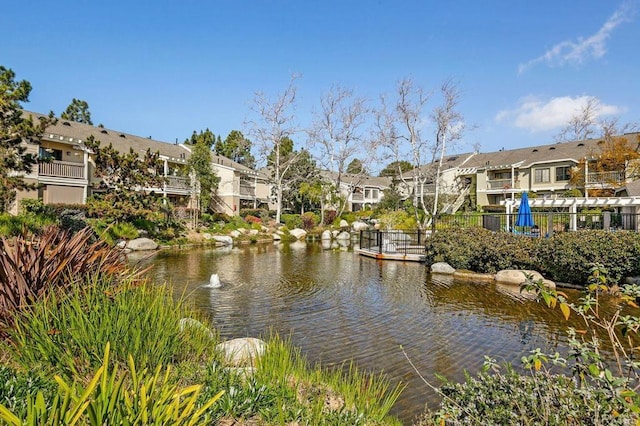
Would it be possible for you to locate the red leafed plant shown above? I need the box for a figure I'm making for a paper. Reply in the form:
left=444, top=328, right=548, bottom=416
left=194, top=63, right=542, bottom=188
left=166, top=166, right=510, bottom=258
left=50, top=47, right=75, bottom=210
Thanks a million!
left=0, top=226, right=133, bottom=328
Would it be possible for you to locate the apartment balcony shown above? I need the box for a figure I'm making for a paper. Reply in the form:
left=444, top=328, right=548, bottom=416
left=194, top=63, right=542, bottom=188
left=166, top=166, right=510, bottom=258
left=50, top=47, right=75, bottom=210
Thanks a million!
left=586, top=171, right=625, bottom=185
left=38, top=160, right=85, bottom=179
left=166, top=176, right=191, bottom=191
left=351, top=193, right=380, bottom=203
left=486, top=179, right=520, bottom=190
left=240, top=184, right=256, bottom=197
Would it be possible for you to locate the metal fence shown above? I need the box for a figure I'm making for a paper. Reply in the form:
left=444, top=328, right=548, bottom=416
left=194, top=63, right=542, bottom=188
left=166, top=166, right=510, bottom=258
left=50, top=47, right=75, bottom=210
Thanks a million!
left=434, top=212, right=640, bottom=235
left=359, top=230, right=428, bottom=255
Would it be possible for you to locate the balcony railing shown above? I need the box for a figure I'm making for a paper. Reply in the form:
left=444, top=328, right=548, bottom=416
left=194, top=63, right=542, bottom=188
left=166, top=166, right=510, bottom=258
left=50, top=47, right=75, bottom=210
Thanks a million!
left=38, top=160, right=85, bottom=179
left=586, top=171, right=625, bottom=185
left=487, top=179, right=519, bottom=190
left=240, top=184, right=255, bottom=196
left=166, top=176, right=190, bottom=191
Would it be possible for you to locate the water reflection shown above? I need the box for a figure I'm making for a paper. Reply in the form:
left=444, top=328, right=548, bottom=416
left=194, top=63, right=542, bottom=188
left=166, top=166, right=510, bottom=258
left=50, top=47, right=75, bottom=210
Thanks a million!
left=137, top=243, right=591, bottom=423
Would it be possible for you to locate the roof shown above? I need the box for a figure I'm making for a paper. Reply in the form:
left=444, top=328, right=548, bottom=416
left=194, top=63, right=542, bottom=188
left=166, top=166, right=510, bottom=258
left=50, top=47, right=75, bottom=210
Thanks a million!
left=617, top=179, right=640, bottom=197
left=26, top=111, right=264, bottom=176
left=463, top=133, right=640, bottom=170
left=320, top=170, right=392, bottom=188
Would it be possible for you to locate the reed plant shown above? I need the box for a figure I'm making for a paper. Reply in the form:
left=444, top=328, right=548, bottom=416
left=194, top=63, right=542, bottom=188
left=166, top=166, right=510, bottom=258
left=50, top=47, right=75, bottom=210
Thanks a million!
left=6, top=273, right=217, bottom=379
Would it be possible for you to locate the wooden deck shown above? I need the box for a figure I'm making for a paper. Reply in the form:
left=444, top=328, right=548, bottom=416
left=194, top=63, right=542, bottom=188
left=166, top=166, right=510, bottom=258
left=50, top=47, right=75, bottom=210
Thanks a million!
left=356, top=247, right=426, bottom=262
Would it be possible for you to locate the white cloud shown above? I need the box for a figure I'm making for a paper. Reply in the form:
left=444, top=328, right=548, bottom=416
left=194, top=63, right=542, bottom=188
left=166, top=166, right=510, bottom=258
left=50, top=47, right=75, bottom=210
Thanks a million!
left=495, top=95, right=623, bottom=132
left=519, top=1, right=637, bottom=73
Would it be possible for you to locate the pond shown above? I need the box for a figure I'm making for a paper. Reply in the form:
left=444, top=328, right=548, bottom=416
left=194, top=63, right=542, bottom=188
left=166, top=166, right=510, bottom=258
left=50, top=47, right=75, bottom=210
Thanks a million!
left=133, top=241, right=593, bottom=423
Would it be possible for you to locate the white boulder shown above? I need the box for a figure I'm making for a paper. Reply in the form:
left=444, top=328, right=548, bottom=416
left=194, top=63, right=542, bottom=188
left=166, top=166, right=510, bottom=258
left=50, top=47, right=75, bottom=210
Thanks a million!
left=339, top=219, right=349, bottom=228
left=289, top=228, right=307, bottom=240
left=321, top=230, right=332, bottom=240
left=125, top=238, right=158, bottom=251
left=495, top=269, right=555, bottom=289
left=213, top=235, right=233, bottom=246
left=336, top=231, right=351, bottom=240
left=352, top=221, right=369, bottom=232
left=229, top=230, right=241, bottom=238
left=431, top=262, right=456, bottom=275
left=216, top=337, right=266, bottom=367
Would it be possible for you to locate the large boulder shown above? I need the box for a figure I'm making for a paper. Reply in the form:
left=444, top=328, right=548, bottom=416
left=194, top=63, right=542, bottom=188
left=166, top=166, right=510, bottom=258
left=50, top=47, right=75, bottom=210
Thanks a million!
left=431, top=262, right=455, bottom=275
left=352, top=221, right=369, bottom=232
left=495, top=269, right=555, bottom=289
left=213, top=235, right=233, bottom=246
left=339, top=219, right=349, bottom=229
left=321, top=230, right=332, bottom=240
left=216, top=337, right=266, bottom=367
left=289, top=228, right=307, bottom=240
left=336, top=231, right=351, bottom=241
left=126, top=238, right=158, bottom=251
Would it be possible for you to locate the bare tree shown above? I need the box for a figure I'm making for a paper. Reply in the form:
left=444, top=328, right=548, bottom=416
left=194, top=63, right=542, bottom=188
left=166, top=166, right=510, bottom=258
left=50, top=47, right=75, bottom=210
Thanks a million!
left=375, top=78, right=466, bottom=228
left=431, top=80, right=465, bottom=219
left=555, top=97, right=600, bottom=142
left=375, top=77, right=432, bottom=227
left=246, top=75, right=300, bottom=224
left=308, top=85, right=372, bottom=216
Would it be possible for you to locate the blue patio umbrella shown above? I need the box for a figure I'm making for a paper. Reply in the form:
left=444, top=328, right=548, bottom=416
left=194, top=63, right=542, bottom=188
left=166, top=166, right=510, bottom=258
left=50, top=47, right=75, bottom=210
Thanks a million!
left=515, top=192, right=534, bottom=228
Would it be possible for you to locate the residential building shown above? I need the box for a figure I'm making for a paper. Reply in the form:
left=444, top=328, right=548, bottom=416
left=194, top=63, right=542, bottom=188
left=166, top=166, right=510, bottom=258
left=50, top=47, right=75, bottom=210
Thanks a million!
left=394, top=132, right=640, bottom=213
left=11, top=112, right=269, bottom=216
left=319, top=171, right=391, bottom=212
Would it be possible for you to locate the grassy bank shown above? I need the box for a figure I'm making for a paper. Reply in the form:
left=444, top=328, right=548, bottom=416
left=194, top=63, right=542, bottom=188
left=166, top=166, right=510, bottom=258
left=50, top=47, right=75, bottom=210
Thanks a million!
left=0, top=227, right=403, bottom=425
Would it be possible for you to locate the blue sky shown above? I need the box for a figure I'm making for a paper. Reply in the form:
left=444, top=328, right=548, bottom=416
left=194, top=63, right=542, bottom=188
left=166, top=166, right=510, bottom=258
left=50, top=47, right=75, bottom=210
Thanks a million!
left=2, top=0, right=638, bottom=164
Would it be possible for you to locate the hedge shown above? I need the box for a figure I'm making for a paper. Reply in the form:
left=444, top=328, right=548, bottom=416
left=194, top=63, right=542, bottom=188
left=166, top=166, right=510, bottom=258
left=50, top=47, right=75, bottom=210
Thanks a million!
left=425, top=228, right=640, bottom=285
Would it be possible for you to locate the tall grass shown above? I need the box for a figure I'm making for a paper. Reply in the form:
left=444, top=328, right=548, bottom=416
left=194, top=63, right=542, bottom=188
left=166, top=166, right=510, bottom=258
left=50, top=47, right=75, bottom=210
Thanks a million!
left=7, top=274, right=217, bottom=379
left=197, top=334, right=404, bottom=425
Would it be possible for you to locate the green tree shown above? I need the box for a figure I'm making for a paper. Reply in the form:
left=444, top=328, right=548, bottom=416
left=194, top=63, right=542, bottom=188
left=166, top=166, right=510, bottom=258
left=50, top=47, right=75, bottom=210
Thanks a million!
left=85, top=136, right=165, bottom=222
left=61, top=98, right=92, bottom=125
left=187, top=139, right=219, bottom=214
left=346, top=158, right=366, bottom=174
left=215, top=130, right=255, bottom=168
left=184, top=129, right=217, bottom=149
left=379, top=160, right=413, bottom=177
left=0, top=66, right=55, bottom=212
left=281, top=149, right=321, bottom=213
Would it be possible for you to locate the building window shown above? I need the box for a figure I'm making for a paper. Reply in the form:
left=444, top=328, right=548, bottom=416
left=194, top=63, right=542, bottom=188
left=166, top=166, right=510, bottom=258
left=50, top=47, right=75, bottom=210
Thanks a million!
left=39, top=147, right=62, bottom=161
left=534, top=168, right=550, bottom=183
left=555, top=166, right=571, bottom=182
left=491, top=171, right=511, bottom=180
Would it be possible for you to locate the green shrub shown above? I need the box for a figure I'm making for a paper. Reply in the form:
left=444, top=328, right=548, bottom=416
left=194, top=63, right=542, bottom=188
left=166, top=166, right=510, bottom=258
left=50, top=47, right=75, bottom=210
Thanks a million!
left=20, top=199, right=51, bottom=216
left=281, top=214, right=302, bottom=230
left=425, top=228, right=640, bottom=285
left=377, top=210, right=418, bottom=230
left=536, top=230, right=640, bottom=285
left=0, top=214, right=53, bottom=237
left=418, top=368, right=630, bottom=425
